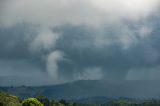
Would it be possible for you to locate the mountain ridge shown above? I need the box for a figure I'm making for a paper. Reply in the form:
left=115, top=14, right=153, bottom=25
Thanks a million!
left=1, top=80, right=160, bottom=100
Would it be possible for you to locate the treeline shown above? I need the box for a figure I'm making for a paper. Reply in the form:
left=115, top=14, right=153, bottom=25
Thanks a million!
left=37, top=96, right=78, bottom=106
left=0, top=91, right=78, bottom=106
left=102, top=99, right=160, bottom=106
left=1, top=91, right=160, bottom=106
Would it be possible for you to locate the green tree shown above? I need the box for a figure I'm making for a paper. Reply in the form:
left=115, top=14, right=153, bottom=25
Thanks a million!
left=36, top=96, right=50, bottom=106
left=73, top=103, right=78, bottom=106
left=0, top=91, right=21, bottom=106
left=22, top=98, right=44, bottom=106
left=59, top=99, right=67, bottom=105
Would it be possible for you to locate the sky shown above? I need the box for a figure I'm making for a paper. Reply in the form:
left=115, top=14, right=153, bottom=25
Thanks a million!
left=0, top=0, right=160, bottom=86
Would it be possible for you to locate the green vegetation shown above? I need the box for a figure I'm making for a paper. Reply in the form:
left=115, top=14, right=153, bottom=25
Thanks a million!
left=22, top=98, right=44, bottom=106
left=0, top=91, right=21, bottom=106
left=102, top=99, right=160, bottom=106
left=36, top=96, right=65, bottom=106
left=0, top=91, right=78, bottom=106
left=1, top=91, right=160, bottom=106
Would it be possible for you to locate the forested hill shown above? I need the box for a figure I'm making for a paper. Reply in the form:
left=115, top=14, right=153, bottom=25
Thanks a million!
left=1, top=80, right=160, bottom=100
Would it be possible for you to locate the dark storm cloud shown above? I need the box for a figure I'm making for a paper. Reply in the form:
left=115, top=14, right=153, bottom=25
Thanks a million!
left=55, top=20, right=160, bottom=80
left=0, top=19, right=160, bottom=85
left=0, top=0, right=160, bottom=85
left=0, top=25, right=46, bottom=74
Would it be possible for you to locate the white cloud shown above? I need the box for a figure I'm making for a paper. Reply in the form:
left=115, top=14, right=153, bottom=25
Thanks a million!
left=93, top=25, right=138, bottom=49
left=90, top=0, right=159, bottom=21
left=30, top=28, right=59, bottom=52
left=46, top=51, right=64, bottom=80
left=0, top=0, right=159, bottom=27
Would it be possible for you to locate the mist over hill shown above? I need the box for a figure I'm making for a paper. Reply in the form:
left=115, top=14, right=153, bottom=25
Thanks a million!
left=1, top=80, right=160, bottom=100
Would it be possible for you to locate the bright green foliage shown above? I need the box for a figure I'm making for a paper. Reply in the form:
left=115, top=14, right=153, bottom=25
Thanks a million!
left=0, top=91, right=21, bottom=106
left=22, top=98, right=44, bottom=106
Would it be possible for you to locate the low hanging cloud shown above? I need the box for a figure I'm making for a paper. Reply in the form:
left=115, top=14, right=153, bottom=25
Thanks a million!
left=75, top=67, right=103, bottom=80
left=30, top=28, right=59, bottom=53
left=126, top=66, right=160, bottom=80
left=0, top=0, right=160, bottom=85
left=46, top=51, right=64, bottom=82
left=1, top=0, right=159, bottom=49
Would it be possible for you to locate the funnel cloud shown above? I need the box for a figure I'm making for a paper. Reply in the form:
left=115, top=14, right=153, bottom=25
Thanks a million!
left=0, top=0, right=160, bottom=86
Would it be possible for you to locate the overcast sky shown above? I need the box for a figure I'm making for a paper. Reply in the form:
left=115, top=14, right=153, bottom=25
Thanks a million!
left=0, top=0, right=160, bottom=86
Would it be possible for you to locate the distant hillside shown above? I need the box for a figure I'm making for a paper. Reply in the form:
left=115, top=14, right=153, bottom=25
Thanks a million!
left=1, top=80, right=160, bottom=100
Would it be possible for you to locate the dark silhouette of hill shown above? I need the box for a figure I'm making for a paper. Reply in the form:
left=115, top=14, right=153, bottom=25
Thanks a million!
left=1, top=80, right=160, bottom=100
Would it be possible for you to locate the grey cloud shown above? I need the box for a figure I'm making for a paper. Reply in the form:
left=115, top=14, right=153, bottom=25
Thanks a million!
left=0, top=0, right=160, bottom=85
left=0, top=0, right=159, bottom=27
left=55, top=21, right=160, bottom=80
left=0, top=19, right=160, bottom=85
